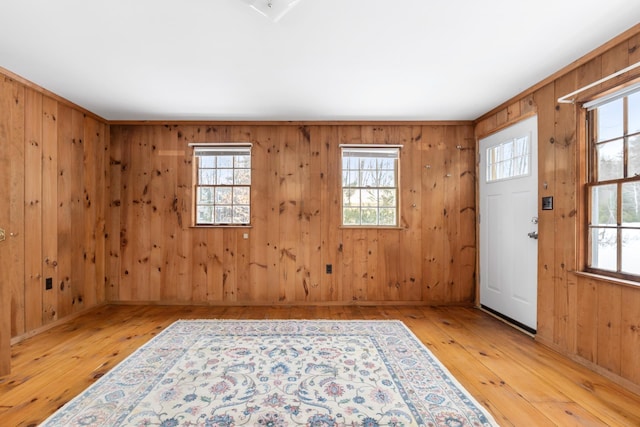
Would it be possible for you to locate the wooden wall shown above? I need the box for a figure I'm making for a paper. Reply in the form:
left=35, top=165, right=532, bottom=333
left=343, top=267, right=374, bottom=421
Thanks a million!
left=0, top=71, right=110, bottom=347
left=475, top=26, right=640, bottom=390
left=108, top=123, right=477, bottom=305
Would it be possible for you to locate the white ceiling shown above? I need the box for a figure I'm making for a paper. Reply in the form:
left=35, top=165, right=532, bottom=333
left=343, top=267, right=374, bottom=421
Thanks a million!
left=1, top=0, right=639, bottom=121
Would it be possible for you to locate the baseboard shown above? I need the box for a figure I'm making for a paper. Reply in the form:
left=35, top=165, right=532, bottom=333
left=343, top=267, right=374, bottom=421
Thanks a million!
left=535, top=335, right=640, bottom=397
left=10, top=303, right=108, bottom=345
left=108, top=300, right=476, bottom=308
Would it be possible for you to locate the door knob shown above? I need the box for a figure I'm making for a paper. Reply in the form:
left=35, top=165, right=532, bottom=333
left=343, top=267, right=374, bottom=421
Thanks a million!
left=527, top=231, right=538, bottom=239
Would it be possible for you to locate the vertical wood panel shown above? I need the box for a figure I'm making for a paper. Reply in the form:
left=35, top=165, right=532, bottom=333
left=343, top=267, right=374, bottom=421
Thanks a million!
left=82, top=116, right=98, bottom=309
left=533, top=83, right=556, bottom=341
left=107, top=126, right=122, bottom=302
left=398, top=126, right=422, bottom=301
left=41, top=97, right=59, bottom=323
left=576, top=279, right=598, bottom=362
left=56, top=105, right=73, bottom=317
left=457, top=126, right=476, bottom=302
left=8, top=82, right=25, bottom=337
left=552, top=70, right=578, bottom=352
left=620, top=286, right=640, bottom=384
left=0, top=76, right=21, bottom=374
left=307, top=126, right=322, bottom=302
left=24, top=89, right=43, bottom=332
left=422, top=126, right=446, bottom=302
left=95, top=121, right=109, bottom=304
left=176, top=130, right=193, bottom=301
left=597, top=283, right=622, bottom=374
left=69, top=110, right=85, bottom=313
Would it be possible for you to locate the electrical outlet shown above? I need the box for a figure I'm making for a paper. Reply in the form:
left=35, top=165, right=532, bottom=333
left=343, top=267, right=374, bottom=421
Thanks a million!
left=326, top=264, right=332, bottom=274
left=45, top=277, right=53, bottom=290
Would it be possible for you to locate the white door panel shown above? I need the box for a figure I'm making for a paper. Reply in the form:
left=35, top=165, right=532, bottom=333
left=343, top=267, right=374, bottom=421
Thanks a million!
left=479, top=116, right=538, bottom=331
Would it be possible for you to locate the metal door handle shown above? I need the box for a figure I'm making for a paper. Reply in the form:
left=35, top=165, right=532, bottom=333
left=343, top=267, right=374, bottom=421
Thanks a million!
left=527, top=231, right=538, bottom=239
left=0, top=228, right=5, bottom=242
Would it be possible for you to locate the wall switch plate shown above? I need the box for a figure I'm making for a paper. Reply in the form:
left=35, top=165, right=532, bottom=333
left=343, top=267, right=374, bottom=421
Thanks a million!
left=45, top=277, right=53, bottom=290
left=326, top=264, right=332, bottom=274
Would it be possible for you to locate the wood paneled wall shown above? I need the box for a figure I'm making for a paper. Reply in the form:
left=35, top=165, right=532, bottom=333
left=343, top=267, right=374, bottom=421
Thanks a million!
left=108, top=123, right=476, bottom=305
left=475, top=27, right=640, bottom=390
left=0, top=72, right=110, bottom=347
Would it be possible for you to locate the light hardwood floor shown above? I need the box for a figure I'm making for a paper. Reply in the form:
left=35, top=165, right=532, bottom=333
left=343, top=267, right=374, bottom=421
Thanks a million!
left=0, top=304, right=639, bottom=426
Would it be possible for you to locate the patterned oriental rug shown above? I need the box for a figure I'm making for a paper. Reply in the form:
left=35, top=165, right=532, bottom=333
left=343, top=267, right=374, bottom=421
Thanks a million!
left=40, top=320, right=499, bottom=426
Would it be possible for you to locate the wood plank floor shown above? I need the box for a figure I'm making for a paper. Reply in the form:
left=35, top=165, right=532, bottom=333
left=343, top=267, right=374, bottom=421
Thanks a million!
left=1, top=304, right=639, bottom=426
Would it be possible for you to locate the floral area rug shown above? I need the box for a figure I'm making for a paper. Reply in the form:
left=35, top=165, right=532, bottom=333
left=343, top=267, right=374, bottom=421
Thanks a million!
left=40, top=320, right=499, bottom=426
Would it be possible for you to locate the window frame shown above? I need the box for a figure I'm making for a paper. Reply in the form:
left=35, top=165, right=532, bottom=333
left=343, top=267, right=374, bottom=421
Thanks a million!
left=190, top=143, right=252, bottom=227
left=340, top=144, right=402, bottom=228
left=584, top=86, right=640, bottom=282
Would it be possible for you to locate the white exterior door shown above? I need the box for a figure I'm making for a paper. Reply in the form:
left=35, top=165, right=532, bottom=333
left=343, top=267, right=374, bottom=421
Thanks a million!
left=479, top=115, right=538, bottom=332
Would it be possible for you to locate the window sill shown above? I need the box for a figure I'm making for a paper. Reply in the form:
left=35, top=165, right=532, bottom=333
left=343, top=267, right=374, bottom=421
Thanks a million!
left=190, top=225, right=253, bottom=229
left=339, top=226, right=405, bottom=230
left=573, top=271, right=640, bottom=289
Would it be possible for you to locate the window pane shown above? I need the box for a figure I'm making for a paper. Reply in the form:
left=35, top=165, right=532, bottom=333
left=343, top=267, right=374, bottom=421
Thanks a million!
left=590, top=227, right=617, bottom=271
left=622, top=181, right=640, bottom=225
left=379, top=208, right=396, bottom=225
left=377, top=158, right=395, bottom=169
left=597, top=98, right=623, bottom=141
left=591, top=185, right=617, bottom=225
left=200, top=156, right=215, bottom=168
left=197, top=206, right=214, bottom=224
left=622, top=229, right=640, bottom=275
left=217, top=169, right=234, bottom=185
left=199, top=169, right=216, bottom=185
left=342, top=171, right=358, bottom=187
left=628, top=91, right=640, bottom=134
left=234, top=169, right=251, bottom=185
left=500, top=160, right=513, bottom=179
left=378, top=170, right=396, bottom=187
left=234, top=155, right=251, bottom=168
left=233, top=206, right=250, bottom=224
left=344, top=156, right=358, bottom=170
left=198, top=187, right=213, bottom=203
left=379, top=189, right=396, bottom=207
left=360, top=170, right=377, bottom=187
left=217, top=155, right=233, bottom=168
left=215, top=187, right=232, bottom=204
left=362, top=189, right=378, bottom=207
left=361, top=208, right=378, bottom=225
left=630, top=135, right=640, bottom=177
left=215, top=206, right=232, bottom=223
left=360, top=158, right=377, bottom=170
left=596, top=139, right=623, bottom=181
left=233, top=186, right=250, bottom=205
left=343, top=189, right=360, bottom=207
left=343, top=208, right=360, bottom=225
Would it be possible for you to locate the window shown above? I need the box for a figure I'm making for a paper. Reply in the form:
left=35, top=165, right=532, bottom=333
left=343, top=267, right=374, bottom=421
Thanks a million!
left=485, top=135, right=530, bottom=182
left=585, top=85, right=640, bottom=279
left=192, top=144, right=251, bottom=226
left=341, top=145, right=400, bottom=227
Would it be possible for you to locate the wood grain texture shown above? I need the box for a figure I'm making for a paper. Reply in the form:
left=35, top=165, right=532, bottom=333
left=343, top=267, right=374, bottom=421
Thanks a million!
left=108, top=123, right=477, bottom=306
left=0, top=71, right=110, bottom=351
left=1, top=305, right=640, bottom=426
left=474, top=26, right=640, bottom=392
